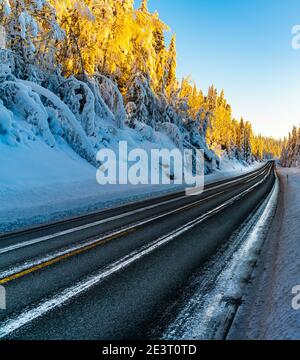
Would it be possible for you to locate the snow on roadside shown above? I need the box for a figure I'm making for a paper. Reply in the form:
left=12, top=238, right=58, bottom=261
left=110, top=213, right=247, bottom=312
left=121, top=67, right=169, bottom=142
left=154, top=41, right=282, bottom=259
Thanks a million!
left=228, top=167, right=300, bottom=340
left=206, top=155, right=262, bottom=185
left=0, top=133, right=262, bottom=235
left=0, top=131, right=181, bottom=234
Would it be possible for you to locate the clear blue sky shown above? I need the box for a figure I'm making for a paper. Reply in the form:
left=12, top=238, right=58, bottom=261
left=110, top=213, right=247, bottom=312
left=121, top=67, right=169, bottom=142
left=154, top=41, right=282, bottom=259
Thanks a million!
left=148, top=0, right=300, bottom=139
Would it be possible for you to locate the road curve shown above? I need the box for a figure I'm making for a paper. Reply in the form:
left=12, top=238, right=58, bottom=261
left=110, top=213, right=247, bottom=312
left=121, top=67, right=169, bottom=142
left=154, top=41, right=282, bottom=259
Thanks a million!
left=0, top=162, right=275, bottom=339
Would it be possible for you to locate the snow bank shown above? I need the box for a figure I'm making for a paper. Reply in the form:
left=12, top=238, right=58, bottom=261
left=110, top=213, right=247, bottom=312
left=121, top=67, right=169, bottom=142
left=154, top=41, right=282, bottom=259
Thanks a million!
left=206, top=152, right=262, bottom=184
left=228, top=168, right=300, bottom=340
left=0, top=136, right=183, bottom=233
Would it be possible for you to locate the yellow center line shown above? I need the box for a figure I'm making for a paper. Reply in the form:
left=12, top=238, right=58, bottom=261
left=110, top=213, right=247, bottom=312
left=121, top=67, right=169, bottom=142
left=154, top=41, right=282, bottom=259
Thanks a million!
left=0, top=195, right=210, bottom=286
left=0, top=193, right=216, bottom=285
left=0, top=228, right=136, bottom=285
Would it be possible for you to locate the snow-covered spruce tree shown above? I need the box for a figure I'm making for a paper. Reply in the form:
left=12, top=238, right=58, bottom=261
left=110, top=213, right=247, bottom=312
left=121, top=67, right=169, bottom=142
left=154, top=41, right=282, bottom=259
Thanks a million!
left=139, top=0, right=148, bottom=12
left=93, top=73, right=127, bottom=129
left=241, top=120, right=254, bottom=163
left=0, top=0, right=63, bottom=75
left=125, top=72, right=162, bottom=129
left=281, top=126, right=300, bottom=167
left=290, top=127, right=300, bottom=166
left=55, top=77, right=96, bottom=137
left=52, top=0, right=99, bottom=76
left=172, top=89, right=219, bottom=171
left=164, top=34, right=177, bottom=97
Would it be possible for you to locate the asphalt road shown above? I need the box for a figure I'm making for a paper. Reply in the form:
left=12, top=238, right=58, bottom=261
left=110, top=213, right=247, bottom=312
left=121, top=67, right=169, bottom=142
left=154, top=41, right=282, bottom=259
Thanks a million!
left=0, top=162, right=275, bottom=339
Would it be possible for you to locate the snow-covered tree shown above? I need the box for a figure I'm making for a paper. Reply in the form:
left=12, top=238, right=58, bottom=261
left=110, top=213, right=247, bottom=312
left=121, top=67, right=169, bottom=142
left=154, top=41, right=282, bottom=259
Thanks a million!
left=0, top=0, right=63, bottom=69
left=139, top=0, right=148, bottom=12
left=164, top=34, right=177, bottom=96
left=125, top=73, right=160, bottom=129
left=281, top=126, right=300, bottom=167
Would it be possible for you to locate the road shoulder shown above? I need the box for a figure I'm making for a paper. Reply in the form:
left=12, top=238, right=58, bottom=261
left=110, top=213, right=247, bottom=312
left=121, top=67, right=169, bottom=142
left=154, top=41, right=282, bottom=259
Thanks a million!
left=228, top=167, right=300, bottom=340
